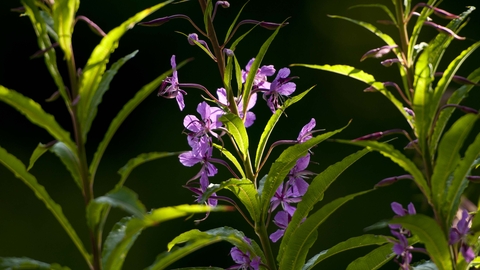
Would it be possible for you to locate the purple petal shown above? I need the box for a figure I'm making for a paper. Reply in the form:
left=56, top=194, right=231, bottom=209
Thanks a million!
left=393, top=242, right=405, bottom=256
left=297, top=118, right=316, bottom=142
left=282, top=202, right=297, bottom=216
left=407, top=203, right=416, bottom=215
left=289, top=177, right=309, bottom=197
left=183, top=115, right=202, bottom=132
left=260, top=65, right=276, bottom=76
left=244, top=111, right=256, bottom=128
left=461, top=244, right=475, bottom=263
left=277, top=67, right=290, bottom=79
left=176, top=92, right=185, bottom=111
left=294, top=154, right=310, bottom=171
left=197, top=101, right=211, bottom=120
left=277, top=82, right=296, bottom=96
left=391, top=202, right=406, bottom=216
left=449, top=228, right=461, bottom=245
left=170, top=55, right=177, bottom=70
left=217, top=88, right=228, bottom=105
left=273, top=210, right=290, bottom=228
left=457, top=209, right=470, bottom=234
left=246, top=92, right=257, bottom=111
left=269, top=229, right=285, bottom=243
left=179, top=151, right=201, bottom=167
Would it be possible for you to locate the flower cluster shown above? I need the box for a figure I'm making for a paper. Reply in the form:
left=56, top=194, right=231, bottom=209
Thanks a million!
left=228, top=238, right=261, bottom=270
left=449, top=209, right=475, bottom=263
left=389, top=202, right=417, bottom=270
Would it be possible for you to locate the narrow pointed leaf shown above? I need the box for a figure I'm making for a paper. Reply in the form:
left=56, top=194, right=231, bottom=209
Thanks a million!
left=84, top=50, right=138, bottom=139
left=292, top=64, right=413, bottom=127
left=21, top=0, right=69, bottom=103
left=431, top=114, right=477, bottom=225
left=212, top=143, right=245, bottom=178
left=52, top=0, right=79, bottom=60
left=224, top=0, right=249, bottom=43
left=279, top=190, right=371, bottom=269
left=280, top=149, right=370, bottom=259
left=89, top=59, right=189, bottom=180
left=302, top=234, right=392, bottom=270
left=348, top=5, right=397, bottom=25
left=95, top=187, right=146, bottom=218
left=0, top=146, right=91, bottom=267
left=220, top=113, right=249, bottom=159
left=0, top=257, right=70, bottom=270
left=255, top=88, right=313, bottom=170
left=337, top=140, right=431, bottom=203
left=0, top=85, right=76, bottom=152
left=392, top=214, right=452, bottom=270
left=102, top=205, right=227, bottom=270
left=346, top=243, right=395, bottom=270
left=78, top=0, right=173, bottom=140
left=28, top=142, right=51, bottom=171
left=260, top=125, right=348, bottom=220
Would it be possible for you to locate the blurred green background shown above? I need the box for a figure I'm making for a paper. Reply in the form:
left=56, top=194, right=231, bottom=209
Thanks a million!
left=0, top=0, right=479, bottom=269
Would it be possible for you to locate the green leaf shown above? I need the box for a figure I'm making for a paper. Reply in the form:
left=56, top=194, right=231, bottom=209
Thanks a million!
left=117, top=151, right=179, bottom=188
left=255, top=88, right=313, bottom=170
left=280, top=149, right=370, bottom=260
left=28, top=143, right=51, bottom=171
left=279, top=190, right=371, bottom=270
left=242, top=22, right=283, bottom=115
left=224, top=0, right=249, bottom=43
left=145, top=227, right=264, bottom=270
left=96, top=187, right=146, bottom=218
left=0, top=86, right=76, bottom=153
left=292, top=64, right=413, bottom=127
left=346, top=243, right=395, bottom=270
left=0, top=257, right=70, bottom=270
left=337, top=140, right=431, bottom=203
left=233, top=55, right=243, bottom=95
left=21, top=0, right=69, bottom=104
left=0, top=146, right=91, bottom=268
left=220, top=113, right=249, bottom=160
left=201, top=178, right=259, bottom=222
left=176, top=31, right=216, bottom=61
left=302, top=234, right=391, bottom=270
left=430, top=67, right=480, bottom=157
left=212, top=143, right=245, bottom=178
left=84, top=50, right=138, bottom=141
left=431, top=114, right=477, bottom=226
left=414, top=261, right=439, bottom=270
left=348, top=5, right=397, bottom=25
left=260, top=125, right=348, bottom=220
left=89, top=59, right=189, bottom=181
left=52, top=0, right=79, bottom=60
left=393, top=214, right=452, bottom=270
left=102, top=205, right=226, bottom=270
left=40, top=10, right=59, bottom=41
left=203, top=0, right=213, bottom=35
left=77, top=0, right=173, bottom=140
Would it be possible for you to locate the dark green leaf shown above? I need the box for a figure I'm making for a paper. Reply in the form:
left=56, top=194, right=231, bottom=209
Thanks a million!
left=346, top=243, right=395, bottom=270
left=95, top=187, right=146, bottom=218
left=0, top=257, right=70, bottom=270
left=220, top=113, right=249, bottom=160
left=28, top=143, right=51, bottom=171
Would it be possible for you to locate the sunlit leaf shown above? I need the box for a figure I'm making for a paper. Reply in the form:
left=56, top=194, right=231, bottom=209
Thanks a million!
left=0, top=257, right=70, bottom=270
left=52, top=0, right=79, bottom=60
left=220, top=113, right=249, bottom=160
left=346, top=243, right=395, bottom=270
left=213, top=143, right=245, bottom=178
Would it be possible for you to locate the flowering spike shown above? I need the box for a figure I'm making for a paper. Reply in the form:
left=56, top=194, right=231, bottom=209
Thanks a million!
left=360, top=45, right=398, bottom=62
left=423, top=21, right=466, bottom=40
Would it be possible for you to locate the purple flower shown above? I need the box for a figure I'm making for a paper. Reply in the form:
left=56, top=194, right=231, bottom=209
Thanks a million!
left=297, top=118, right=316, bottom=143
left=241, top=58, right=276, bottom=89
left=391, top=230, right=413, bottom=270
left=179, top=137, right=218, bottom=181
left=270, top=210, right=291, bottom=243
left=184, top=101, right=224, bottom=141
left=287, top=154, right=314, bottom=197
left=449, top=209, right=475, bottom=263
left=228, top=247, right=261, bottom=270
left=216, top=88, right=257, bottom=127
left=158, top=55, right=186, bottom=111
left=263, top=67, right=296, bottom=113
left=270, top=182, right=301, bottom=216
left=389, top=202, right=416, bottom=231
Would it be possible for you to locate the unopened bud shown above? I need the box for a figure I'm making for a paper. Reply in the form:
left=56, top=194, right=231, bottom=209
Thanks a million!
left=467, top=176, right=480, bottom=183
left=424, top=21, right=466, bottom=40
left=363, top=86, right=377, bottom=92
left=404, top=107, right=415, bottom=117
left=224, top=48, right=234, bottom=57
left=188, top=33, right=199, bottom=45
left=381, top=58, right=400, bottom=67
left=374, top=175, right=413, bottom=188
left=404, top=139, right=418, bottom=149
left=360, top=45, right=397, bottom=62
left=138, top=16, right=171, bottom=27
left=434, top=72, right=480, bottom=86
left=216, top=1, right=230, bottom=8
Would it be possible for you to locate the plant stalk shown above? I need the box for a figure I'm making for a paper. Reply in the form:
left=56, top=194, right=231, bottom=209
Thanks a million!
left=255, top=221, right=277, bottom=270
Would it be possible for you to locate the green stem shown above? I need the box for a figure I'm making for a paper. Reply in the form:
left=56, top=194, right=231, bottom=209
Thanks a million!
left=395, top=0, right=414, bottom=94
left=255, top=221, right=277, bottom=270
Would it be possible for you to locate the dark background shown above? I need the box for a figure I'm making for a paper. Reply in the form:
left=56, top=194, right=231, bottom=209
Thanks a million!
left=0, top=0, right=479, bottom=269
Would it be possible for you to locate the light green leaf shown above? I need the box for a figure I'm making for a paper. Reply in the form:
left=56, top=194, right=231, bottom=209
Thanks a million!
left=28, top=142, right=51, bottom=171
left=337, top=140, right=431, bottom=203
left=220, top=113, right=249, bottom=160
left=84, top=50, right=138, bottom=141
left=280, top=149, right=370, bottom=260
left=117, top=151, right=179, bottom=188
left=52, top=0, right=79, bottom=60
left=292, top=64, right=413, bottom=127
left=78, top=0, right=173, bottom=140
left=0, top=86, right=76, bottom=153
left=279, top=190, right=371, bottom=270
left=0, top=146, right=91, bottom=268
left=260, top=125, right=348, bottom=220
left=348, top=5, right=397, bottom=25
left=302, top=234, right=391, bottom=270
left=431, top=114, right=477, bottom=226
left=0, top=257, right=70, bottom=270
left=255, top=88, right=313, bottom=170
left=346, top=243, right=395, bottom=270
left=89, top=59, right=189, bottom=181
left=21, top=0, right=69, bottom=103
left=201, top=178, right=259, bottom=222
left=102, top=205, right=226, bottom=270
left=393, top=214, right=452, bottom=270
left=212, top=143, right=245, bottom=178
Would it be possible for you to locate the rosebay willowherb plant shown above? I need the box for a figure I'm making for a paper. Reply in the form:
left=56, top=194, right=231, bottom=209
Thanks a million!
left=295, top=0, right=480, bottom=269
left=0, top=1, right=233, bottom=269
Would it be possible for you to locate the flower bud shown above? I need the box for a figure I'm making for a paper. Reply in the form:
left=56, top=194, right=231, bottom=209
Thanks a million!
left=423, top=21, right=466, bottom=40
left=467, top=176, right=480, bottom=183
left=404, top=139, right=418, bottom=150
left=188, top=33, right=199, bottom=46
left=223, top=48, right=234, bottom=57
left=216, top=1, right=230, bottom=8
left=363, top=86, right=377, bottom=92
left=381, top=58, right=400, bottom=67
left=138, top=16, right=171, bottom=27
left=360, top=45, right=397, bottom=62
left=374, top=175, right=413, bottom=188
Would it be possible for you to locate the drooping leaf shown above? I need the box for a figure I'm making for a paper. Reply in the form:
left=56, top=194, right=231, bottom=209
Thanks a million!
left=280, top=149, right=370, bottom=260
left=260, top=124, right=348, bottom=220
left=392, top=214, right=452, bottom=270
left=0, top=146, right=91, bottom=268
left=337, top=140, right=431, bottom=203
left=77, top=0, right=173, bottom=140
left=102, top=205, right=227, bottom=270
left=0, top=257, right=70, bottom=270
left=117, top=151, right=179, bottom=188
left=212, top=143, right=245, bottom=178
left=201, top=178, right=259, bottom=222
left=431, top=114, right=477, bottom=226
left=0, top=85, right=76, bottom=152
left=346, top=243, right=395, bottom=270
left=302, top=234, right=391, bottom=270
left=52, top=0, right=79, bottom=60
left=292, top=64, right=413, bottom=127
left=84, top=50, right=138, bottom=141
left=89, top=59, right=189, bottom=180
left=279, top=190, right=371, bottom=270
left=220, top=113, right=249, bottom=160
left=255, top=88, right=313, bottom=170
left=21, top=0, right=69, bottom=103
